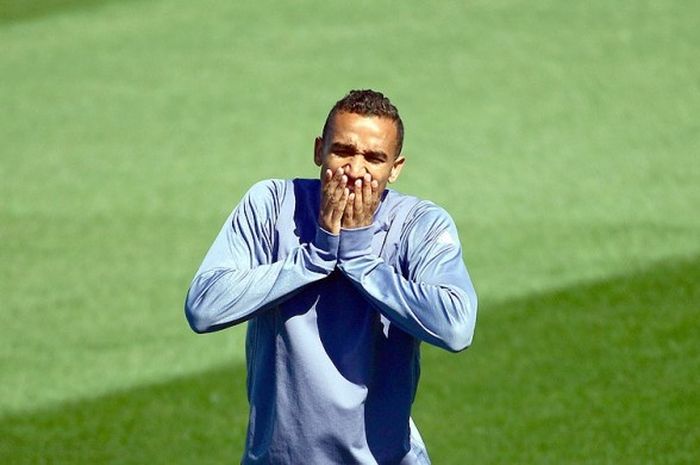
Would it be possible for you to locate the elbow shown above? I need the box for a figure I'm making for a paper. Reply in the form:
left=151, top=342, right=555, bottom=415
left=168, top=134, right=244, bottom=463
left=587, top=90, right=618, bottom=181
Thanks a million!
left=442, top=323, right=474, bottom=353
left=186, top=313, right=212, bottom=334
left=441, top=294, right=477, bottom=353
left=184, top=291, right=214, bottom=334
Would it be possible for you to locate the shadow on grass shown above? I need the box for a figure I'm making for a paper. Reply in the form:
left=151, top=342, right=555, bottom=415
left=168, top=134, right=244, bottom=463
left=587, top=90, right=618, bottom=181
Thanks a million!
left=0, top=0, right=136, bottom=23
left=418, top=254, right=700, bottom=464
left=1, top=255, right=698, bottom=464
left=0, top=363, right=249, bottom=465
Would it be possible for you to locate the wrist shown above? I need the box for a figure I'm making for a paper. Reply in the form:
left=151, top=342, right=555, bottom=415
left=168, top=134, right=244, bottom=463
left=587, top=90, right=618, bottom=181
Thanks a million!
left=338, top=224, right=374, bottom=261
left=308, top=226, right=339, bottom=272
left=318, top=217, right=340, bottom=236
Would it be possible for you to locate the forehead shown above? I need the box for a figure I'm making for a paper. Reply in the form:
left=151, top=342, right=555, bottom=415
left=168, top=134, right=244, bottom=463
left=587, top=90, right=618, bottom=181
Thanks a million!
left=328, top=112, right=399, bottom=154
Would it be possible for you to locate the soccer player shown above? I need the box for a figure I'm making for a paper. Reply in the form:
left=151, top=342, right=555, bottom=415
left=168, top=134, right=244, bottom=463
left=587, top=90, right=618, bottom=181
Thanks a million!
left=185, top=89, right=477, bottom=464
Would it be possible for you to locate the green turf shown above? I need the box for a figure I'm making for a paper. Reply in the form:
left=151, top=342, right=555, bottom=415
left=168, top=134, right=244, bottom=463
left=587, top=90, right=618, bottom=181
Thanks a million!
left=417, top=256, right=700, bottom=464
left=1, top=0, right=699, bottom=462
left=2, top=256, right=697, bottom=464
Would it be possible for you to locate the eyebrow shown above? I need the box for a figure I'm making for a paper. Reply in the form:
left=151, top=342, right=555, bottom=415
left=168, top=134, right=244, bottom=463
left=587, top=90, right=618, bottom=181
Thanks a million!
left=330, top=142, right=388, bottom=161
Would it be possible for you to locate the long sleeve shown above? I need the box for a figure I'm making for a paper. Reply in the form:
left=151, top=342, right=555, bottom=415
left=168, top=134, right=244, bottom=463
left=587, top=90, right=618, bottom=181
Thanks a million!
left=336, top=205, right=477, bottom=352
left=185, top=180, right=339, bottom=333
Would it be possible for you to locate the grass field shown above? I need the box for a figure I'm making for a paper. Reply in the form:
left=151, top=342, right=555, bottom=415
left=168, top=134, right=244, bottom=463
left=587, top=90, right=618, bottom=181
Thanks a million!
left=1, top=0, right=698, bottom=463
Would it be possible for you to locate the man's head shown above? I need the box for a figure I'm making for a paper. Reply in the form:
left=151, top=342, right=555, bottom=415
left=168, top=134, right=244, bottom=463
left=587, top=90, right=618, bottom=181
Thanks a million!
left=315, top=89, right=406, bottom=191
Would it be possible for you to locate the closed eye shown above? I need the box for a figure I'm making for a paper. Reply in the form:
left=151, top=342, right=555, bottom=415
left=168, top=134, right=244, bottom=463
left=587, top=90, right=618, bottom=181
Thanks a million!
left=330, top=143, right=357, bottom=157
left=329, top=143, right=388, bottom=163
left=364, top=151, right=388, bottom=163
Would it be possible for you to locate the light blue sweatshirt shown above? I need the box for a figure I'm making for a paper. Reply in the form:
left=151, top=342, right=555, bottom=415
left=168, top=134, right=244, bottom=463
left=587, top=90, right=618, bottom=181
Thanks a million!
left=185, top=178, right=477, bottom=465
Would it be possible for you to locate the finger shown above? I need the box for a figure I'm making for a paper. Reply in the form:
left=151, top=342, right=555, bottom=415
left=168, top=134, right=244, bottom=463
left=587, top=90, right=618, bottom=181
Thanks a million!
left=321, top=182, right=332, bottom=211
left=371, top=179, right=379, bottom=210
left=330, top=167, right=344, bottom=191
left=320, top=169, right=330, bottom=199
left=332, top=187, right=349, bottom=223
left=354, top=179, right=363, bottom=213
left=320, top=169, right=333, bottom=207
left=345, top=192, right=356, bottom=222
left=321, top=168, right=343, bottom=210
left=328, top=167, right=343, bottom=190
left=362, top=174, right=372, bottom=209
left=332, top=175, right=348, bottom=203
left=323, top=168, right=335, bottom=186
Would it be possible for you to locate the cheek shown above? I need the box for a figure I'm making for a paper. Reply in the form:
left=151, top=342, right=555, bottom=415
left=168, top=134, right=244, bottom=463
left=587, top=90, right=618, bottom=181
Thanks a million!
left=326, top=156, right=345, bottom=169
left=369, top=166, right=392, bottom=183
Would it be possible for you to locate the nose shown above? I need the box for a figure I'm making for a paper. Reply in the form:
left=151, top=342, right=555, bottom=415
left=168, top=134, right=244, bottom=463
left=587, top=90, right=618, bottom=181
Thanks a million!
left=344, top=156, right=366, bottom=180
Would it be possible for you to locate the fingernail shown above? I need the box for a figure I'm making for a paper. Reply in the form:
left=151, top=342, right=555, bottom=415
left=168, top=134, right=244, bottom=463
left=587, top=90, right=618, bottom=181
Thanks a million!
left=355, top=179, right=362, bottom=187
left=342, top=175, right=347, bottom=183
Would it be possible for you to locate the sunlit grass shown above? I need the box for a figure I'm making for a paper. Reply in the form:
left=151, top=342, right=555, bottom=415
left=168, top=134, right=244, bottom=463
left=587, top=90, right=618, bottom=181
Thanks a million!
left=1, top=0, right=698, bottom=463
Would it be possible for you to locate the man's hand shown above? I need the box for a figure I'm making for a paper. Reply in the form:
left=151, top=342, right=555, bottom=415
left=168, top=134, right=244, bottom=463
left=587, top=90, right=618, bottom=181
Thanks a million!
left=318, top=168, right=350, bottom=235
left=342, top=173, right=380, bottom=230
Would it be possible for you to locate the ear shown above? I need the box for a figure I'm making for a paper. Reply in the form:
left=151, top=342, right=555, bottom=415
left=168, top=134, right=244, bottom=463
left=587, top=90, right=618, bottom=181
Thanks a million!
left=314, top=137, right=324, bottom=167
left=388, top=155, right=406, bottom=183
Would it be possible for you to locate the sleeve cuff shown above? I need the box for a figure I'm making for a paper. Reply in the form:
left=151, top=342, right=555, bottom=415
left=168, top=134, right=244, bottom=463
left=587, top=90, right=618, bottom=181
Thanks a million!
left=307, top=226, right=339, bottom=272
left=338, top=224, right=374, bottom=261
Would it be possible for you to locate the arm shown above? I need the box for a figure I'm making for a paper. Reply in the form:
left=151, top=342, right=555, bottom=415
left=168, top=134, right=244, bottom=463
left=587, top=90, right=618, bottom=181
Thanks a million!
left=337, top=205, right=477, bottom=352
left=184, top=180, right=338, bottom=333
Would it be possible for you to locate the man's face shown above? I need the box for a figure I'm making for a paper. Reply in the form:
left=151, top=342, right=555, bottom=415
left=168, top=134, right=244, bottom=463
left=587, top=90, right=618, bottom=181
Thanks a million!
left=314, top=112, right=405, bottom=193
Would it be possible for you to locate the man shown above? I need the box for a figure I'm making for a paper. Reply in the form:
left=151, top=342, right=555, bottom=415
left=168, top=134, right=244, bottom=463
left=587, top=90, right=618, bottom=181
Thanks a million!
left=185, top=89, right=477, bottom=464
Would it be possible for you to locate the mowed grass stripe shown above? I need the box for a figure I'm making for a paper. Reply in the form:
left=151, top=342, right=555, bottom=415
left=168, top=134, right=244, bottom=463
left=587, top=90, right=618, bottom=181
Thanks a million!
left=2, top=256, right=697, bottom=465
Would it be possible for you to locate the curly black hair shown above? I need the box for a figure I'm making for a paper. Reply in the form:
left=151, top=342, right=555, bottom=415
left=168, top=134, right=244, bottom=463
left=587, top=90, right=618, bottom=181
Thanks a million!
left=321, top=89, right=404, bottom=157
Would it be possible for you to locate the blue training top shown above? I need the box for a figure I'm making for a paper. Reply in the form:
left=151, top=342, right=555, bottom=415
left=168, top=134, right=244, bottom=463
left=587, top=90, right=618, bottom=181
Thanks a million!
left=185, top=178, right=477, bottom=465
